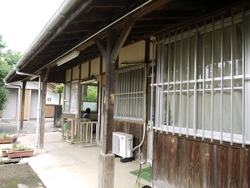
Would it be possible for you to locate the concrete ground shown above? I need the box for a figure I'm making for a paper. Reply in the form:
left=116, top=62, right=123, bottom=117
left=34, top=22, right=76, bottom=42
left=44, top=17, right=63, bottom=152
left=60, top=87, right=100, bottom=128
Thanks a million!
left=0, top=118, right=59, bottom=135
left=0, top=119, right=151, bottom=188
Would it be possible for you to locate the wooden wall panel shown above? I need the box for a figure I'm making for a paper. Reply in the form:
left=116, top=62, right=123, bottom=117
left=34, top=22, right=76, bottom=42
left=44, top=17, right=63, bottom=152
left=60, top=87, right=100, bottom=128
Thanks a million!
left=45, top=104, right=55, bottom=118
left=113, top=120, right=147, bottom=161
left=90, top=57, right=100, bottom=76
left=153, top=129, right=158, bottom=181
left=65, top=69, right=71, bottom=82
left=81, top=62, right=89, bottom=80
left=72, top=66, right=79, bottom=80
left=153, top=131, right=250, bottom=188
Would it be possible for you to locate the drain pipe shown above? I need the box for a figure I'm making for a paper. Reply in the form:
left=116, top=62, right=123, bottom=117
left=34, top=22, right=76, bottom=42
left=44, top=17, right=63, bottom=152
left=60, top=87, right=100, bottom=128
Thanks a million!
left=132, top=65, right=147, bottom=158
left=15, top=67, right=41, bottom=153
left=3, top=80, right=21, bottom=136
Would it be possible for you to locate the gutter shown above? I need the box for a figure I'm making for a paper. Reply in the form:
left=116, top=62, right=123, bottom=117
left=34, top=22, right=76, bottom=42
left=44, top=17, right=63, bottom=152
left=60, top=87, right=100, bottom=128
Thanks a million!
left=4, top=0, right=78, bottom=82
left=15, top=67, right=41, bottom=153
left=6, top=0, right=153, bottom=79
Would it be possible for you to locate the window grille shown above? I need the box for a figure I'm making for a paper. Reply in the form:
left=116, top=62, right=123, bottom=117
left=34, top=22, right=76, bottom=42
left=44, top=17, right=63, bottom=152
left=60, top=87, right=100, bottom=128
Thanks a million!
left=151, top=10, right=250, bottom=146
left=114, top=64, right=146, bottom=122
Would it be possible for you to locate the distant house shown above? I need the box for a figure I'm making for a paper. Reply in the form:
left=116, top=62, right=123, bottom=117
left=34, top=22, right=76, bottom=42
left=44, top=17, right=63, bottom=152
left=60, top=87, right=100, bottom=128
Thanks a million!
left=0, top=81, right=59, bottom=120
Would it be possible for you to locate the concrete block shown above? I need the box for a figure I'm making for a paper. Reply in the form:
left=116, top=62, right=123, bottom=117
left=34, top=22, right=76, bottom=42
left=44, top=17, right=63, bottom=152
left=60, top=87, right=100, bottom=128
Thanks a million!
left=35, top=148, right=47, bottom=154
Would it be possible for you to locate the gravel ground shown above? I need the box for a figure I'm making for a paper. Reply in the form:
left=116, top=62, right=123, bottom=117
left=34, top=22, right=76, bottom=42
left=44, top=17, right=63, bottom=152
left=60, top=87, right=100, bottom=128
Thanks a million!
left=0, top=163, right=46, bottom=188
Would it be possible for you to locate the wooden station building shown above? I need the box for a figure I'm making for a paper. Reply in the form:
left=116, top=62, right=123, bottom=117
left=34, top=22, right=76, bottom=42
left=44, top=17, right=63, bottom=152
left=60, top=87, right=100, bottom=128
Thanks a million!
left=4, top=0, right=250, bottom=187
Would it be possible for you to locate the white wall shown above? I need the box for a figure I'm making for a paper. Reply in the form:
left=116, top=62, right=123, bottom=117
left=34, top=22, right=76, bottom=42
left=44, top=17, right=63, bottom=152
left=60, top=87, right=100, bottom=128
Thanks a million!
left=46, top=88, right=59, bottom=105
left=11, top=81, right=39, bottom=89
left=30, top=90, right=38, bottom=119
left=2, top=88, right=17, bottom=120
left=9, top=81, right=59, bottom=105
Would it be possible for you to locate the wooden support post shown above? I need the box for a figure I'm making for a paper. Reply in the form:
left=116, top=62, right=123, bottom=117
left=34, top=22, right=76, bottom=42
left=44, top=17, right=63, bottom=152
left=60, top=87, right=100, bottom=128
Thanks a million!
left=39, top=67, right=51, bottom=149
left=78, top=66, right=82, bottom=119
left=102, top=28, right=117, bottom=154
left=20, top=80, right=27, bottom=135
left=96, top=18, right=136, bottom=188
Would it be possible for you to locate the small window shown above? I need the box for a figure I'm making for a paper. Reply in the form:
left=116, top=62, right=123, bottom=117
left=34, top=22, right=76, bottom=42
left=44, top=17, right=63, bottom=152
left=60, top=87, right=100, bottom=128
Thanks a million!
left=63, top=83, right=70, bottom=113
left=81, top=84, right=98, bottom=112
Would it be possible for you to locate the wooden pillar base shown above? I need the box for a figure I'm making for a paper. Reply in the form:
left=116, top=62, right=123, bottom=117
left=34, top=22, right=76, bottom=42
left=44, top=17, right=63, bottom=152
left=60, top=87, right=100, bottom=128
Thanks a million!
left=98, top=152, right=115, bottom=188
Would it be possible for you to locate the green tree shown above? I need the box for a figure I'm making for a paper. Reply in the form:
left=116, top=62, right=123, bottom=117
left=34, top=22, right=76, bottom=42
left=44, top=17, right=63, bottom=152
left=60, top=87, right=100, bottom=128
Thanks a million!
left=83, top=86, right=97, bottom=101
left=0, top=35, right=6, bottom=57
left=3, top=49, right=22, bottom=66
left=0, top=60, right=11, bottom=110
left=0, top=35, right=22, bottom=110
left=54, top=84, right=64, bottom=105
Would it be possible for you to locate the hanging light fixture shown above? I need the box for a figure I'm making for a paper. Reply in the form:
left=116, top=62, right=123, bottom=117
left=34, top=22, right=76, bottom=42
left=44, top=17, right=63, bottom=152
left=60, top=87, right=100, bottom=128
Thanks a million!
left=57, top=51, right=80, bottom=66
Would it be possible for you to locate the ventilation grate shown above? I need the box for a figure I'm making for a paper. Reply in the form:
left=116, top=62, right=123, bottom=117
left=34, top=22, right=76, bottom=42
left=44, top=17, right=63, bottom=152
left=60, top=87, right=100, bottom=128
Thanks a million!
left=113, top=134, right=120, bottom=154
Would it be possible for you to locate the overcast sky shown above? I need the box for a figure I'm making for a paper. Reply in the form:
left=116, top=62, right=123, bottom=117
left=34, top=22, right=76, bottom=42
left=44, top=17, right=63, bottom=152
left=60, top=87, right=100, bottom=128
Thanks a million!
left=0, top=0, right=65, bottom=54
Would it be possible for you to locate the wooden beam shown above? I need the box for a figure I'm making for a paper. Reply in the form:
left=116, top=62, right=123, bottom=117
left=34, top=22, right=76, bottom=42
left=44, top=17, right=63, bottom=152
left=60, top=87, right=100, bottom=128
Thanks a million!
left=76, top=32, right=107, bottom=51
left=54, top=33, right=85, bottom=41
left=133, top=0, right=172, bottom=19
left=39, top=67, right=51, bottom=149
left=20, top=81, right=27, bottom=135
left=88, top=60, right=91, bottom=78
left=78, top=0, right=173, bottom=53
left=75, top=12, right=109, bottom=22
left=36, top=52, right=60, bottom=58
left=130, top=27, right=162, bottom=34
left=161, top=0, right=214, bottom=10
left=48, top=41, right=75, bottom=47
left=100, top=56, right=103, bottom=74
left=62, top=24, right=96, bottom=33
left=95, top=38, right=107, bottom=63
left=151, top=0, right=250, bottom=37
left=134, top=20, right=176, bottom=27
left=141, top=10, right=195, bottom=20
left=111, top=17, right=136, bottom=62
left=89, top=0, right=129, bottom=8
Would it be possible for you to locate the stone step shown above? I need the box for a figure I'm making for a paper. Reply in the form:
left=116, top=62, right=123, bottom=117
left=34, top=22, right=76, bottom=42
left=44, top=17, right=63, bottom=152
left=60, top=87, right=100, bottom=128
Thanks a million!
left=0, top=156, right=20, bottom=164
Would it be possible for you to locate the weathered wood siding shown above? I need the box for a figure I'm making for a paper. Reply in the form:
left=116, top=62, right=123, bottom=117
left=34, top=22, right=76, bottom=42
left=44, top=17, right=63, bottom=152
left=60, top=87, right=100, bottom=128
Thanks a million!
left=153, top=131, right=250, bottom=188
left=113, top=120, right=147, bottom=161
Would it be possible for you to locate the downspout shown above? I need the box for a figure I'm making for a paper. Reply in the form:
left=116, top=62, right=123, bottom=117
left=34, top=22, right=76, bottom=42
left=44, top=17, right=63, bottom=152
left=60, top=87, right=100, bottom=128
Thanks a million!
left=132, top=64, right=147, bottom=155
left=3, top=80, right=21, bottom=136
left=15, top=67, right=41, bottom=153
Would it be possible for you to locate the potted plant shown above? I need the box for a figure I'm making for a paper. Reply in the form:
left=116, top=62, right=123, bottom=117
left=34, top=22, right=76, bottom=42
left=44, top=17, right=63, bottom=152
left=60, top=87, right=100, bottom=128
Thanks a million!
left=0, top=132, right=18, bottom=144
left=12, top=135, right=18, bottom=142
left=1, top=147, right=11, bottom=157
left=0, top=132, right=13, bottom=144
left=7, top=143, right=34, bottom=159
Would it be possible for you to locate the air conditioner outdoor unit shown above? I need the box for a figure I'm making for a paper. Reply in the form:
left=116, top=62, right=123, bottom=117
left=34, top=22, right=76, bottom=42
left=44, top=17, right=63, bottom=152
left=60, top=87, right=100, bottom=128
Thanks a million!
left=113, top=132, right=133, bottom=158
